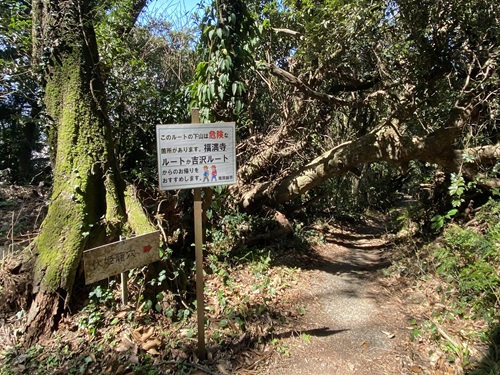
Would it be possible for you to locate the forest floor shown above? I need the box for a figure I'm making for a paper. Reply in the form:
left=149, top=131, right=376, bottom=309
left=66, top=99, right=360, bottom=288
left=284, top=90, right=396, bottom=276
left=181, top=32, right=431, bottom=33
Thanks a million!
left=0, top=184, right=484, bottom=374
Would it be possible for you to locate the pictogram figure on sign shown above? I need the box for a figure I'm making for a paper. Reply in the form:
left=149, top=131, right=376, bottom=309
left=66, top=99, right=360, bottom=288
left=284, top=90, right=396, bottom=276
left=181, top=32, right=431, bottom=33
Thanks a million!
left=202, top=165, right=209, bottom=182
left=211, top=165, right=217, bottom=181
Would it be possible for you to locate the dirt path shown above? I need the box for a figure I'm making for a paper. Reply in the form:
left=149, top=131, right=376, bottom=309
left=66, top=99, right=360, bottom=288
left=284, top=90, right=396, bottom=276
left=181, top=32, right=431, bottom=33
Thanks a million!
left=260, top=221, right=413, bottom=374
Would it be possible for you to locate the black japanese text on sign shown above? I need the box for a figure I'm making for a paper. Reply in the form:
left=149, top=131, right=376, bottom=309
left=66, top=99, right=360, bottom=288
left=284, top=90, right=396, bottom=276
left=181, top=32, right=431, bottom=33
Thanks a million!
left=156, top=123, right=237, bottom=191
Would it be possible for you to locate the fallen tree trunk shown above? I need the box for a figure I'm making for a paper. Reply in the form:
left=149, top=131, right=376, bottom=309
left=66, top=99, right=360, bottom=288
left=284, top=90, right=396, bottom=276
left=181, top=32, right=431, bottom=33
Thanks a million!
left=239, top=207, right=294, bottom=245
left=240, top=105, right=498, bottom=211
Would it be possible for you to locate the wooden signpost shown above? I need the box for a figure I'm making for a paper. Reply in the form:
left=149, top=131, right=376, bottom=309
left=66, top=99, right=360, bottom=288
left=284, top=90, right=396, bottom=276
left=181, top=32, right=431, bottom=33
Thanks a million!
left=83, top=111, right=236, bottom=359
left=83, top=231, right=160, bottom=285
left=83, top=112, right=236, bottom=359
left=156, top=111, right=237, bottom=359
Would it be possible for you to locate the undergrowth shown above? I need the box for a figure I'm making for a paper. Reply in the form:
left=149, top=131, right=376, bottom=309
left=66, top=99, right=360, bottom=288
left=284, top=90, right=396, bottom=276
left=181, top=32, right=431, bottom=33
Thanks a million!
left=0, top=211, right=304, bottom=375
left=391, top=197, right=500, bottom=374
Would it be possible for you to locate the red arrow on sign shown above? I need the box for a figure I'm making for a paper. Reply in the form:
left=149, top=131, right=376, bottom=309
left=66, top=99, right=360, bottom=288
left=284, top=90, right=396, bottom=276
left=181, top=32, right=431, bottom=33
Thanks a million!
left=143, top=244, right=152, bottom=253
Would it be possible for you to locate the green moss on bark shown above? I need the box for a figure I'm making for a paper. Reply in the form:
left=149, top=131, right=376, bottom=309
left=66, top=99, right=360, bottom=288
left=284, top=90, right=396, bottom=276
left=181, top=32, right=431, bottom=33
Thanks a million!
left=27, top=0, right=133, bottom=343
left=124, top=185, right=155, bottom=235
left=33, top=47, right=125, bottom=295
left=34, top=195, right=86, bottom=293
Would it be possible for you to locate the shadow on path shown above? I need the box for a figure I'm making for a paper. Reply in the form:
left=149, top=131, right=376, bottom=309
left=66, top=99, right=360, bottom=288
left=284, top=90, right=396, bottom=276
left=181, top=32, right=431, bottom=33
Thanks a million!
left=273, top=220, right=393, bottom=281
left=258, top=218, right=410, bottom=374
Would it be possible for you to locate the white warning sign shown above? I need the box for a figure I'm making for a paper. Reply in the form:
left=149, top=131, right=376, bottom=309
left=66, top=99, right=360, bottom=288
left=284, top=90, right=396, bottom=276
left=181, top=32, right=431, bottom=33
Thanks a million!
left=156, top=122, right=237, bottom=190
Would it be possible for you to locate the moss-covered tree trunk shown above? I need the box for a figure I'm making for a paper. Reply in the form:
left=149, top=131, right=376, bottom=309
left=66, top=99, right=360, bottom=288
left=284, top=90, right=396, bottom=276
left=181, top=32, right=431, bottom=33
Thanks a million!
left=25, top=0, right=127, bottom=345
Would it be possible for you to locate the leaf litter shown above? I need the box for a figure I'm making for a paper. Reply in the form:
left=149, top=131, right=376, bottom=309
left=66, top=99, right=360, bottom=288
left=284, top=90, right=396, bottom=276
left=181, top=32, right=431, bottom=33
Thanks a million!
left=0, top=185, right=494, bottom=374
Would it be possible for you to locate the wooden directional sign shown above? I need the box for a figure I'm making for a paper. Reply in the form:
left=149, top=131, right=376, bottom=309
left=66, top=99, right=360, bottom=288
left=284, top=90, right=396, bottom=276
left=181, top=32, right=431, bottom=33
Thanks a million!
left=156, top=122, right=237, bottom=190
left=83, top=231, right=160, bottom=284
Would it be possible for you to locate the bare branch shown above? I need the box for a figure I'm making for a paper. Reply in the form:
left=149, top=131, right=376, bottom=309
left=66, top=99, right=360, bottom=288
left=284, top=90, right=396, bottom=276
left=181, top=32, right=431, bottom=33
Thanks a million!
left=272, top=28, right=302, bottom=38
left=265, top=63, right=361, bottom=107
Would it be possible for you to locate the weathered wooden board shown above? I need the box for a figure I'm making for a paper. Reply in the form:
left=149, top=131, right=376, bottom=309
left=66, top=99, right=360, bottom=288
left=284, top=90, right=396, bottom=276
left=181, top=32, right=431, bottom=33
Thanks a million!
left=83, top=231, right=160, bottom=284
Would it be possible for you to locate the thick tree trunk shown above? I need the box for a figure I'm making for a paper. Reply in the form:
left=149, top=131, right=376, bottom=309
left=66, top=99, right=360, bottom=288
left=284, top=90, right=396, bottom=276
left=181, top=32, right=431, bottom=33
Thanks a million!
left=25, top=0, right=126, bottom=345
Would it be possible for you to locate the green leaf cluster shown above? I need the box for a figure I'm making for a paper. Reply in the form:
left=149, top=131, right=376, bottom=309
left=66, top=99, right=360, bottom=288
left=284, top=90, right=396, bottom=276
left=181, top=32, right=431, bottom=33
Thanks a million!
left=0, top=0, right=44, bottom=183
left=433, top=199, right=500, bottom=317
left=191, top=0, right=262, bottom=121
left=94, top=11, right=198, bottom=182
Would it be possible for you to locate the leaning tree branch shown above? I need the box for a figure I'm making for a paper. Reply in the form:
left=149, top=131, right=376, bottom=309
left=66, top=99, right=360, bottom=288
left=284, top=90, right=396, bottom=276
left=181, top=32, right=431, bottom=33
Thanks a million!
left=265, top=63, right=362, bottom=107
left=272, top=27, right=302, bottom=38
left=266, top=63, right=387, bottom=107
left=240, top=105, right=482, bottom=211
left=109, top=0, right=148, bottom=36
left=238, top=138, right=307, bottom=183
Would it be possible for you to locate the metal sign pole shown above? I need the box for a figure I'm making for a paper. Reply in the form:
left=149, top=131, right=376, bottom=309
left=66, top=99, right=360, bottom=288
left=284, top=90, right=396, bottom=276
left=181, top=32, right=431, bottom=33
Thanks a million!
left=192, top=109, right=206, bottom=360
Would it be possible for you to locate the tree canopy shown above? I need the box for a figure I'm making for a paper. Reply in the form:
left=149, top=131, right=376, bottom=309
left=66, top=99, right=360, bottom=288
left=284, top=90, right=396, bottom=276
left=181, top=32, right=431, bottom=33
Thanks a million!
left=227, top=0, right=500, bottom=211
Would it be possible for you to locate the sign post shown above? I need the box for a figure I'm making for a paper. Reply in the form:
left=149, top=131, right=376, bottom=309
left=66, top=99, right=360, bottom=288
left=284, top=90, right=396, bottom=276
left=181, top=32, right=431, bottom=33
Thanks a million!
left=156, top=114, right=237, bottom=360
left=119, top=236, right=129, bottom=305
left=192, top=109, right=206, bottom=360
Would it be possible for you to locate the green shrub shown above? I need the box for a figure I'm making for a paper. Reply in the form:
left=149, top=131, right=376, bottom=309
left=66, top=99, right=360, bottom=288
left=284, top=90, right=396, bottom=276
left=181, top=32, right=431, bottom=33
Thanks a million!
left=433, top=200, right=500, bottom=317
